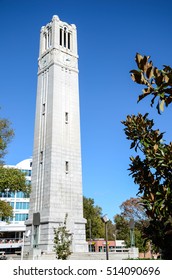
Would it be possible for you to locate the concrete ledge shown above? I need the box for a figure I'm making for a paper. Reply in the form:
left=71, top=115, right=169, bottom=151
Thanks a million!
left=25, top=248, right=138, bottom=260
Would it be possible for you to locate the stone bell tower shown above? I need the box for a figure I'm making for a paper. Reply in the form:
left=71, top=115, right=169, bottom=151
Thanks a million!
left=25, top=15, right=87, bottom=253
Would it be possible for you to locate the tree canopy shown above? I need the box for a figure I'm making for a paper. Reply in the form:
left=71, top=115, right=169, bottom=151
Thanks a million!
left=114, top=197, right=149, bottom=253
left=120, top=197, right=147, bottom=221
left=122, top=53, right=172, bottom=259
left=0, top=112, right=30, bottom=221
left=0, top=200, right=13, bottom=221
left=0, top=166, right=30, bottom=193
left=0, top=116, right=14, bottom=165
left=83, top=196, right=116, bottom=240
left=83, top=196, right=104, bottom=239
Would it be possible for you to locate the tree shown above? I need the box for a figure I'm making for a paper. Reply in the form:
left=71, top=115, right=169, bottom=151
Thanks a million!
left=83, top=196, right=104, bottom=239
left=114, top=214, right=130, bottom=247
left=117, top=197, right=149, bottom=254
left=114, top=198, right=149, bottom=253
left=0, top=113, right=30, bottom=221
left=106, top=220, right=116, bottom=241
left=0, top=166, right=31, bottom=193
left=0, top=116, right=14, bottom=165
left=83, top=197, right=116, bottom=240
left=130, top=53, right=172, bottom=113
left=122, top=53, right=172, bottom=259
left=53, top=214, right=72, bottom=260
left=120, top=197, right=147, bottom=221
left=0, top=200, right=13, bottom=221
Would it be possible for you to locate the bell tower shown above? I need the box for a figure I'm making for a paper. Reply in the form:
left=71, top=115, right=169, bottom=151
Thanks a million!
left=25, top=15, right=87, bottom=253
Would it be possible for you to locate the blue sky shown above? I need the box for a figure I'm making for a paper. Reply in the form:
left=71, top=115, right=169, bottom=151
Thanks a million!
left=1, top=0, right=172, bottom=220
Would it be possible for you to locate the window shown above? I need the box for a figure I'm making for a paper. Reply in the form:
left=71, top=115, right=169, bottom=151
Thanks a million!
left=26, top=180, right=31, bottom=185
left=44, top=33, right=47, bottom=50
left=10, top=202, right=14, bottom=208
left=0, top=192, right=15, bottom=198
left=59, top=26, right=72, bottom=50
left=99, top=246, right=103, bottom=252
left=42, top=103, right=45, bottom=115
left=60, top=28, right=63, bottom=46
left=48, top=27, right=52, bottom=47
left=68, top=33, right=71, bottom=49
left=21, top=169, right=31, bottom=176
left=65, top=112, right=69, bottom=123
left=16, top=191, right=29, bottom=198
left=16, top=202, right=29, bottom=210
left=15, top=213, right=28, bottom=221
left=64, top=27, right=67, bottom=48
left=40, top=151, right=43, bottom=163
left=65, top=161, right=69, bottom=173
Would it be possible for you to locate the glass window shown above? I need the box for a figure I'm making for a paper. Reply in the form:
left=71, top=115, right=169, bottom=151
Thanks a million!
left=10, top=202, right=14, bottom=208
left=16, top=191, right=29, bottom=198
left=99, top=246, right=103, bottom=252
left=16, top=191, right=23, bottom=198
left=0, top=191, right=15, bottom=198
left=21, top=169, right=31, bottom=176
left=15, top=213, right=28, bottom=221
left=16, top=202, right=29, bottom=209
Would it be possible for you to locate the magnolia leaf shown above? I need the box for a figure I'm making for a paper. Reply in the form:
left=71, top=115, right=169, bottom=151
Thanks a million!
left=159, top=99, right=165, bottom=112
left=154, top=67, right=160, bottom=77
left=130, top=141, right=136, bottom=149
left=130, top=72, right=142, bottom=83
left=155, top=75, right=163, bottom=86
left=163, top=75, right=169, bottom=83
left=163, top=65, right=172, bottom=72
left=153, top=144, right=159, bottom=152
left=135, top=53, right=144, bottom=68
left=140, top=56, right=149, bottom=72
left=140, top=72, right=148, bottom=84
left=165, top=96, right=172, bottom=106
left=146, top=66, right=154, bottom=79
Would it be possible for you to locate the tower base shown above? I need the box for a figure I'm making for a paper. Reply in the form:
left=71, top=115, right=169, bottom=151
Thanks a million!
left=24, top=218, right=88, bottom=255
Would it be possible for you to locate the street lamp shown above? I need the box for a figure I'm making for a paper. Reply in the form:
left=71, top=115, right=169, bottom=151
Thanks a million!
left=101, top=214, right=109, bottom=260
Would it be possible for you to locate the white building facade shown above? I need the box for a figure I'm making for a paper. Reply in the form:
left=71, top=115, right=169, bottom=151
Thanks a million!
left=0, top=158, right=32, bottom=253
left=25, top=15, right=87, bottom=253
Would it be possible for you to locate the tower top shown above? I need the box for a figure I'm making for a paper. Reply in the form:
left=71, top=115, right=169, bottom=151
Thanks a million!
left=39, top=15, right=78, bottom=58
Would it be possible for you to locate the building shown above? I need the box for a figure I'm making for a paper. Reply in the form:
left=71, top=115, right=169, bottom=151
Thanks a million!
left=87, top=239, right=127, bottom=253
left=25, top=15, right=87, bottom=254
left=0, top=158, right=32, bottom=253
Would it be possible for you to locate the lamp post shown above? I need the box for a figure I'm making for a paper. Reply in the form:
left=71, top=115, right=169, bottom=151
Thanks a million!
left=101, top=214, right=109, bottom=260
left=89, top=219, right=92, bottom=252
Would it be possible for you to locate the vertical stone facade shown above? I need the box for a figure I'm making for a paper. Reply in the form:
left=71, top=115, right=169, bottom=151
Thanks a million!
left=25, top=15, right=87, bottom=253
